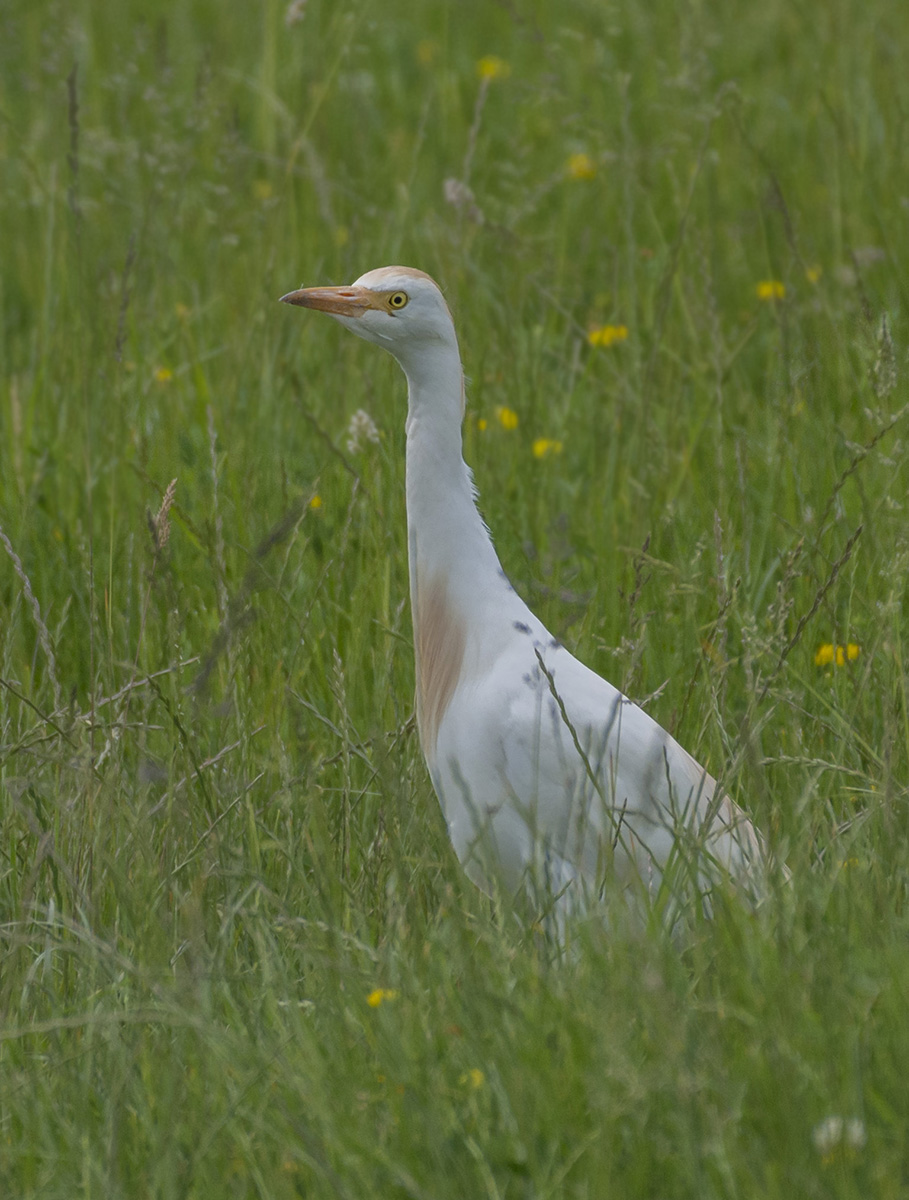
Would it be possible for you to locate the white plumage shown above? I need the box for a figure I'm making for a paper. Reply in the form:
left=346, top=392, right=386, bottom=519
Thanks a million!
left=281, top=266, right=782, bottom=921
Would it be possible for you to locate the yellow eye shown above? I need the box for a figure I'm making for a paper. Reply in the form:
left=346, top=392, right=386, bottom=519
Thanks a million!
left=388, top=291, right=409, bottom=310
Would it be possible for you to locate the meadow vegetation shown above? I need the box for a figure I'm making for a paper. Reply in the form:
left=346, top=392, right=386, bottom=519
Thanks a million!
left=1, top=0, right=908, bottom=1194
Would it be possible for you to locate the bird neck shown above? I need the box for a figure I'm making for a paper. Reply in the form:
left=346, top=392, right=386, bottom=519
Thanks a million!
left=402, top=344, right=501, bottom=597
left=401, top=342, right=525, bottom=759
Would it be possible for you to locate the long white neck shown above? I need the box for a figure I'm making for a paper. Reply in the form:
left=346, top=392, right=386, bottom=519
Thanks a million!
left=397, top=339, right=534, bottom=760
left=402, top=343, right=500, bottom=594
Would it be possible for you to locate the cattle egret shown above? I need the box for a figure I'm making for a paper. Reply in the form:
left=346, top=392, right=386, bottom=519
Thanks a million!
left=281, top=266, right=782, bottom=922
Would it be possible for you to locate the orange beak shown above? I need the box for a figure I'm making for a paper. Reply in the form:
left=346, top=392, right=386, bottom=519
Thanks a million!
left=279, top=285, right=374, bottom=317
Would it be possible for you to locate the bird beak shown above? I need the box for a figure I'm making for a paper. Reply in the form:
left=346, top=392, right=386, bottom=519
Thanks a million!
left=279, top=285, right=373, bottom=317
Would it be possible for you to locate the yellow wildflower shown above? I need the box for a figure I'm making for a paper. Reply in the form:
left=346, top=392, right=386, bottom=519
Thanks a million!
left=253, top=179, right=273, bottom=201
left=175, top=302, right=191, bottom=321
left=228, top=1152, right=248, bottom=1178
left=477, top=56, right=510, bottom=81
left=477, top=417, right=488, bottom=432
left=417, top=40, right=438, bottom=66
left=154, top=366, right=174, bottom=383
left=756, top=279, right=786, bottom=301
left=532, top=437, right=563, bottom=459
left=366, top=987, right=399, bottom=1008
left=460, top=1068, right=485, bottom=1089
left=587, top=324, right=628, bottom=348
left=566, top=152, right=596, bottom=180
left=309, top=494, right=323, bottom=510
left=814, top=643, right=860, bottom=667
left=495, top=406, right=519, bottom=431
left=805, top=265, right=822, bottom=284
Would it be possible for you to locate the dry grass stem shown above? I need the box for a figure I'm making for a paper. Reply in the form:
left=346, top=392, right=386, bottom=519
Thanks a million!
left=0, top=522, right=62, bottom=710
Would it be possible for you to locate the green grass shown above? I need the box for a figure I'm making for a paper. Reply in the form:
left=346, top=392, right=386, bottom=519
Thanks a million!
left=1, top=0, right=908, bottom=1194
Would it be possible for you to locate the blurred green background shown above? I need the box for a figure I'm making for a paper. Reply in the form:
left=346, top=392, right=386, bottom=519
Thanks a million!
left=1, top=0, right=907, bottom=1195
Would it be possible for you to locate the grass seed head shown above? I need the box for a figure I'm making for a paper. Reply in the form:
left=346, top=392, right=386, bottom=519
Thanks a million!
left=872, top=312, right=897, bottom=399
left=148, top=478, right=178, bottom=555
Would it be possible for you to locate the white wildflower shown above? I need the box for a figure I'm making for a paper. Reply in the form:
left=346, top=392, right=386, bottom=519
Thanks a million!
left=346, top=409, right=380, bottom=455
left=845, top=1119, right=868, bottom=1150
left=812, top=1115, right=867, bottom=1157
left=285, top=0, right=307, bottom=26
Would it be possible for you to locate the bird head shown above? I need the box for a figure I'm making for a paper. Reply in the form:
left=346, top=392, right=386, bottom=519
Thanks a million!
left=280, top=266, right=457, bottom=368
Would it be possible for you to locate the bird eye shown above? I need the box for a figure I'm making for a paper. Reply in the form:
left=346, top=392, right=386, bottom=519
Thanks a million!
left=388, top=291, right=409, bottom=310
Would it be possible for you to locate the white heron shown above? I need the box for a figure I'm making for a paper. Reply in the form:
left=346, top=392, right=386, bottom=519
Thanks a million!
left=281, top=266, right=782, bottom=923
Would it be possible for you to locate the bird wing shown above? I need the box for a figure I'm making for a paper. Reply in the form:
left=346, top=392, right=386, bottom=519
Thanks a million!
left=436, top=635, right=769, bottom=911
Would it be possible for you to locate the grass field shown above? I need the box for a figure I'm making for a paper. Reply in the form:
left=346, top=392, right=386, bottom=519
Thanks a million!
left=2, top=0, right=908, bottom=1194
